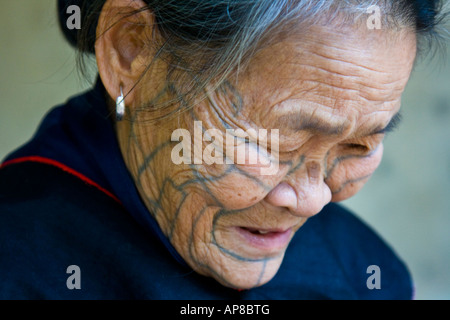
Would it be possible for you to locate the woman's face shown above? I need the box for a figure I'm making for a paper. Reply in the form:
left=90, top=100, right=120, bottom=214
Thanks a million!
left=115, top=25, right=417, bottom=289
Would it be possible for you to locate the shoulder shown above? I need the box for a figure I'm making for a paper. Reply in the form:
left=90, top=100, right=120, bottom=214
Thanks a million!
left=0, top=160, right=242, bottom=300
left=0, top=161, right=122, bottom=298
left=0, top=161, right=184, bottom=299
left=267, top=203, right=413, bottom=299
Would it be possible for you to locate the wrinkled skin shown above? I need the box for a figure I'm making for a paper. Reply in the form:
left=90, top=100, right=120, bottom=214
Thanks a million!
left=96, top=1, right=417, bottom=289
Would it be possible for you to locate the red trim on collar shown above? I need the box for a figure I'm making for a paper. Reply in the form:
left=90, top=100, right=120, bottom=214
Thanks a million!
left=1, top=156, right=121, bottom=204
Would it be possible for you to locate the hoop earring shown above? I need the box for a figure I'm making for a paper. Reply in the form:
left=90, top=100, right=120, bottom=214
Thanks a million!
left=116, top=87, right=125, bottom=121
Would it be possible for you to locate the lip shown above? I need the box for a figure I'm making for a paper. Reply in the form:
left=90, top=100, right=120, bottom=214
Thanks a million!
left=234, top=226, right=293, bottom=253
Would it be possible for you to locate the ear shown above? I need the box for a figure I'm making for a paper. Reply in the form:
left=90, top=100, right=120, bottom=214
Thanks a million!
left=95, top=0, right=155, bottom=107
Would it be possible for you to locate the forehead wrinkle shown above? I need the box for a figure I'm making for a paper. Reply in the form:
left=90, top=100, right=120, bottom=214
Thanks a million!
left=278, top=56, right=409, bottom=107
left=293, top=79, right=401, bottom=118
left=295, top=26, right=416, bottom=75
left=286, top=60, right=409, bottom=104
left=306, top=48, right=392, bottom=76
left=291, top=36, right=412, bottom=85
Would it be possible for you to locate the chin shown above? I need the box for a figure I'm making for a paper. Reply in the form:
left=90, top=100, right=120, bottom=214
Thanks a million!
left=207, top=253, right=286, bottom=290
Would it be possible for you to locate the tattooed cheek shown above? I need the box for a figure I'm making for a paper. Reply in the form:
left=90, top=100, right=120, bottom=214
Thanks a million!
left=330, top=174, right=372, bottom=202
left=328, top=152, right=384, bottom=202
left=205, top=175, right=270, bottom=210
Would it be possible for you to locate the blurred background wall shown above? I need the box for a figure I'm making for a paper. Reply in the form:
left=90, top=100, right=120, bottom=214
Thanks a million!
left=0, top=0, right=449, bottom=299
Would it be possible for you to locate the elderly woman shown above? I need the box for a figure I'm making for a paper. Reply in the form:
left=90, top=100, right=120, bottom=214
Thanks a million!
left=0, top=0, right=446, bottom=299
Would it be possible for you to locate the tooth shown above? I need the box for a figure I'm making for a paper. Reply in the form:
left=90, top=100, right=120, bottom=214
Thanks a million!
left=258, top=230, right=270, bottom=234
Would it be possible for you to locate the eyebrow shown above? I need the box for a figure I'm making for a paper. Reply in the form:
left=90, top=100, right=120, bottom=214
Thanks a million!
left=278, top=112, right=347, bottom=136
left=277, top=111, right=403, bottom=137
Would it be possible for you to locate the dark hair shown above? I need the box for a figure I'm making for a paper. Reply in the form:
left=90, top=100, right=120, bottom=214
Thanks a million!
left=57, top=0, right=448, bottom=117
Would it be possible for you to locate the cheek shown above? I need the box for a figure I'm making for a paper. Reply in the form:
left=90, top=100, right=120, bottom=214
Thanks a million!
left=327, top=144, right=384, bottom=202
left=192, top=164, right=282, bottom=210
left=190, top=143, right=287, bottom=210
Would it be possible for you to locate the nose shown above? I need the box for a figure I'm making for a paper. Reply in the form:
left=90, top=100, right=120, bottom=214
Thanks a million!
left=264, top=161, right=332, bottom=218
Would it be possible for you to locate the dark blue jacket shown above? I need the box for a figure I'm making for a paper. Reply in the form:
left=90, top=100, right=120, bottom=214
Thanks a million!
left=0, top=79, right=413, bottom=299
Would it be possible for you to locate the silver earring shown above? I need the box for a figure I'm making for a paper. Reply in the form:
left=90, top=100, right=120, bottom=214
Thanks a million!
left=116, top=87, right=125, bottom=121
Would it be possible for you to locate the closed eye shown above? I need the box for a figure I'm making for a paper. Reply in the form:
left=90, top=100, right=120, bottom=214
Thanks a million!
left=343, top=143, right=370, bottom=153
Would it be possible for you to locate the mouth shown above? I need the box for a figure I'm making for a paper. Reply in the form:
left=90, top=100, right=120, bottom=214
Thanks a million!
left=234, top=226, right=293, bottom=254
